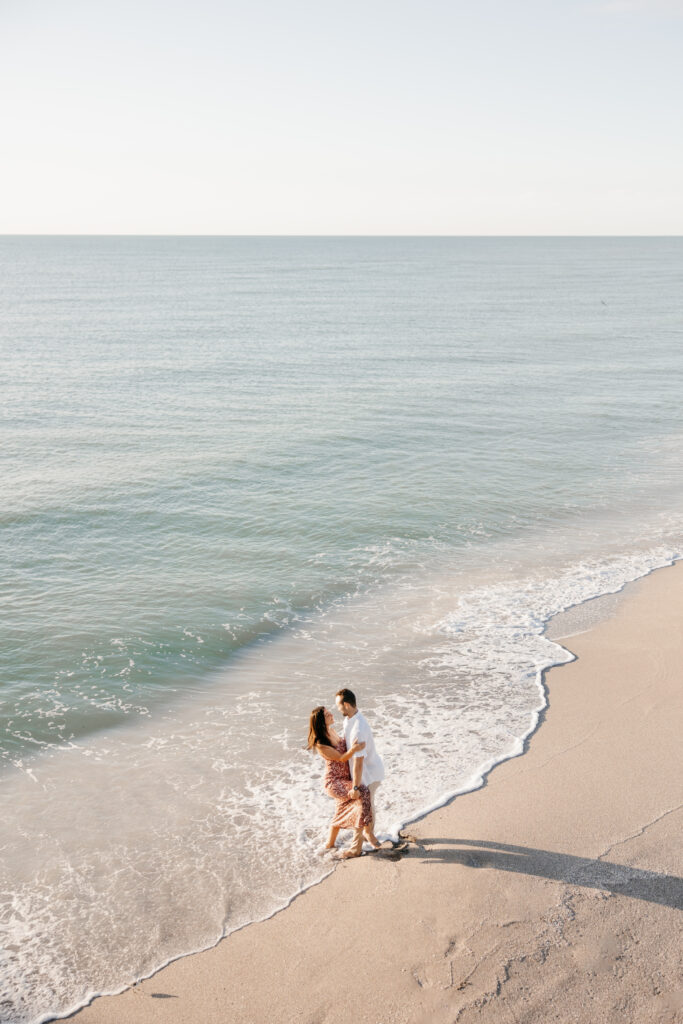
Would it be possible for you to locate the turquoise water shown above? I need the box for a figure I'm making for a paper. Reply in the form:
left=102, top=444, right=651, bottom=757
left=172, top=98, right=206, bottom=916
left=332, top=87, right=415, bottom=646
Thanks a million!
left=2, top=236, right=683, bottom=1023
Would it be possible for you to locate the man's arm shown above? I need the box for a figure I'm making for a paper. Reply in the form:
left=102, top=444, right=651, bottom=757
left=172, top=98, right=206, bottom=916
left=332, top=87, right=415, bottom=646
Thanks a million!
left=350, top=719, right=365, bottom=797
left=351, top=754, right=364, bottom=791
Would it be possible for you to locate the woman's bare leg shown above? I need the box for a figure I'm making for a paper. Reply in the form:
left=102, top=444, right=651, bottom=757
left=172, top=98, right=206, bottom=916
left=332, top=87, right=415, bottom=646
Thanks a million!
left=325, top=825, right=340, bottom=849
left=340, top=828, right=364, bottom=858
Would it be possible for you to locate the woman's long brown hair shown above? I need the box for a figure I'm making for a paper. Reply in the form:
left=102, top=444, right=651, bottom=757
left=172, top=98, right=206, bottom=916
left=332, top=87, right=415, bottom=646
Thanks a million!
left=307, top=705, right=332, bottom=749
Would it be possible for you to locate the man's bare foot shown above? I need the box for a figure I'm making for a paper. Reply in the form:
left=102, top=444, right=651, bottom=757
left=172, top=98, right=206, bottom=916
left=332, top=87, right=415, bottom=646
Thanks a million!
left=363, top=832, right=382, bottom=849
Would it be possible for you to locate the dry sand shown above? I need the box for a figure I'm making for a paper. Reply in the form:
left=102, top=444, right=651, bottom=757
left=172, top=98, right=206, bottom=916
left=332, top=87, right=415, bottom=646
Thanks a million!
left=72, top=562, right=683, bottom=1024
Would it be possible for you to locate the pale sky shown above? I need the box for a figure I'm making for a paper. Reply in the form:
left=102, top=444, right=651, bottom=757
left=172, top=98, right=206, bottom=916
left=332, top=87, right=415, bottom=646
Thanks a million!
left=1, top=0, right=682, bottom=234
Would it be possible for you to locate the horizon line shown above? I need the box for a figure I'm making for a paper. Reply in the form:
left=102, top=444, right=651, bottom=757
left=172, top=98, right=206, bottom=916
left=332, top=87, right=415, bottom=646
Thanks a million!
left=1, top=233, right=682, bottom=239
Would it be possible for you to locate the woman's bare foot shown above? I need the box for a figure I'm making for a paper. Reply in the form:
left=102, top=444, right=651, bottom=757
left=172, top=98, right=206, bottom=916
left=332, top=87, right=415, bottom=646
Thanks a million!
left=331, top=848, right=361, bottom=860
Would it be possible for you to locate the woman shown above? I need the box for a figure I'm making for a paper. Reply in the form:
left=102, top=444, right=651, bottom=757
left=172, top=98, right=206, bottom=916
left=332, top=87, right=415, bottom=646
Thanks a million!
left=308, top=705, right=381, bottom=858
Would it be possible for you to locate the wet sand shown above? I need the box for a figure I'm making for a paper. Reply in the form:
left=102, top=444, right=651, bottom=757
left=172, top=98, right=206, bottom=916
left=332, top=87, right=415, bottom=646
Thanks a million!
left=72, top=561, right=683, bottom=1024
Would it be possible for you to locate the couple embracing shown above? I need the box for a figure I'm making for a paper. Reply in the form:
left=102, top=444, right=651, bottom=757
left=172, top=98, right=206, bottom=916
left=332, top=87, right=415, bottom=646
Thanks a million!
left=307, top=688, right=385, bottom=859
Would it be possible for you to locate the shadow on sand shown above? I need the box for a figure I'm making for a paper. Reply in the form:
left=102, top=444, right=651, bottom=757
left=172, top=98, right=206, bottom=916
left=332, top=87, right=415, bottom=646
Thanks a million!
left=408, top=837, right=683, bottom=911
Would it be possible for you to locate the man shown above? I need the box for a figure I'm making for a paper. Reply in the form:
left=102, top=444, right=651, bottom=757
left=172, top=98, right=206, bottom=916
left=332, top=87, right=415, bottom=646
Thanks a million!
left=335, top=687, right=384, bottom=857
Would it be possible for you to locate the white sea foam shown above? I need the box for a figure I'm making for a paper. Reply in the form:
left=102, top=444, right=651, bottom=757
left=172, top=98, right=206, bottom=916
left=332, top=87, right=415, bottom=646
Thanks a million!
left=0, top=542, right=679, bottom=1024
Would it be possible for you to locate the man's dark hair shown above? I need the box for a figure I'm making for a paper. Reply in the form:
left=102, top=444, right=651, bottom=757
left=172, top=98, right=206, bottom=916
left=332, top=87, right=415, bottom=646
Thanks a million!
left=335, top=688, right=356, bottom=707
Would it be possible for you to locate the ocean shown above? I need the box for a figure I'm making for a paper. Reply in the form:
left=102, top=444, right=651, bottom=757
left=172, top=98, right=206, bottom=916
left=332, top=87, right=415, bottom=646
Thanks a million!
left=1, top=235, right=682, bottom=1023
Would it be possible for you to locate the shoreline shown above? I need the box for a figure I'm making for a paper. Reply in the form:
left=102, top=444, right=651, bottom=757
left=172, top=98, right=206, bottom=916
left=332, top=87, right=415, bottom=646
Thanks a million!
left=68, top=559, right=683, bottom=1023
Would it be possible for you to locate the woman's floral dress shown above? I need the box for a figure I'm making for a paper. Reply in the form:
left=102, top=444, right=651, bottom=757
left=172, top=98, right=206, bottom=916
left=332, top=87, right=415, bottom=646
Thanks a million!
left=322, top=738, right=372, bottom=829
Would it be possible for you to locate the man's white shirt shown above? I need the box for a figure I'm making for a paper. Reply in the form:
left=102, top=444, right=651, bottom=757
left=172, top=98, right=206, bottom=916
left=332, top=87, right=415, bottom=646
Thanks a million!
left=342, top=710, right=384, bottom=786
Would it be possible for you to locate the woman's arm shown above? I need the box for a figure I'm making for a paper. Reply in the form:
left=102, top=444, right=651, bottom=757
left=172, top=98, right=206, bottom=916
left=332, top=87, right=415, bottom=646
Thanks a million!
left=316, top=741, right=365, bottom=762
left=340, top=740, right=365, bottom=762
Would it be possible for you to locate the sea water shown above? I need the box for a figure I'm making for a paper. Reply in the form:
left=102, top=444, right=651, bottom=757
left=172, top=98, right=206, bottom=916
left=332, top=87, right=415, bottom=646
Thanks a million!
left=1, top=236, right=682, bottom=1023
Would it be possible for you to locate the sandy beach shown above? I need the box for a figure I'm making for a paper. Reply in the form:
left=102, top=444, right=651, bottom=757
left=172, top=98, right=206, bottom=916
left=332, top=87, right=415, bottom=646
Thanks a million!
left=71, top=561, right=683, bottom=1024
